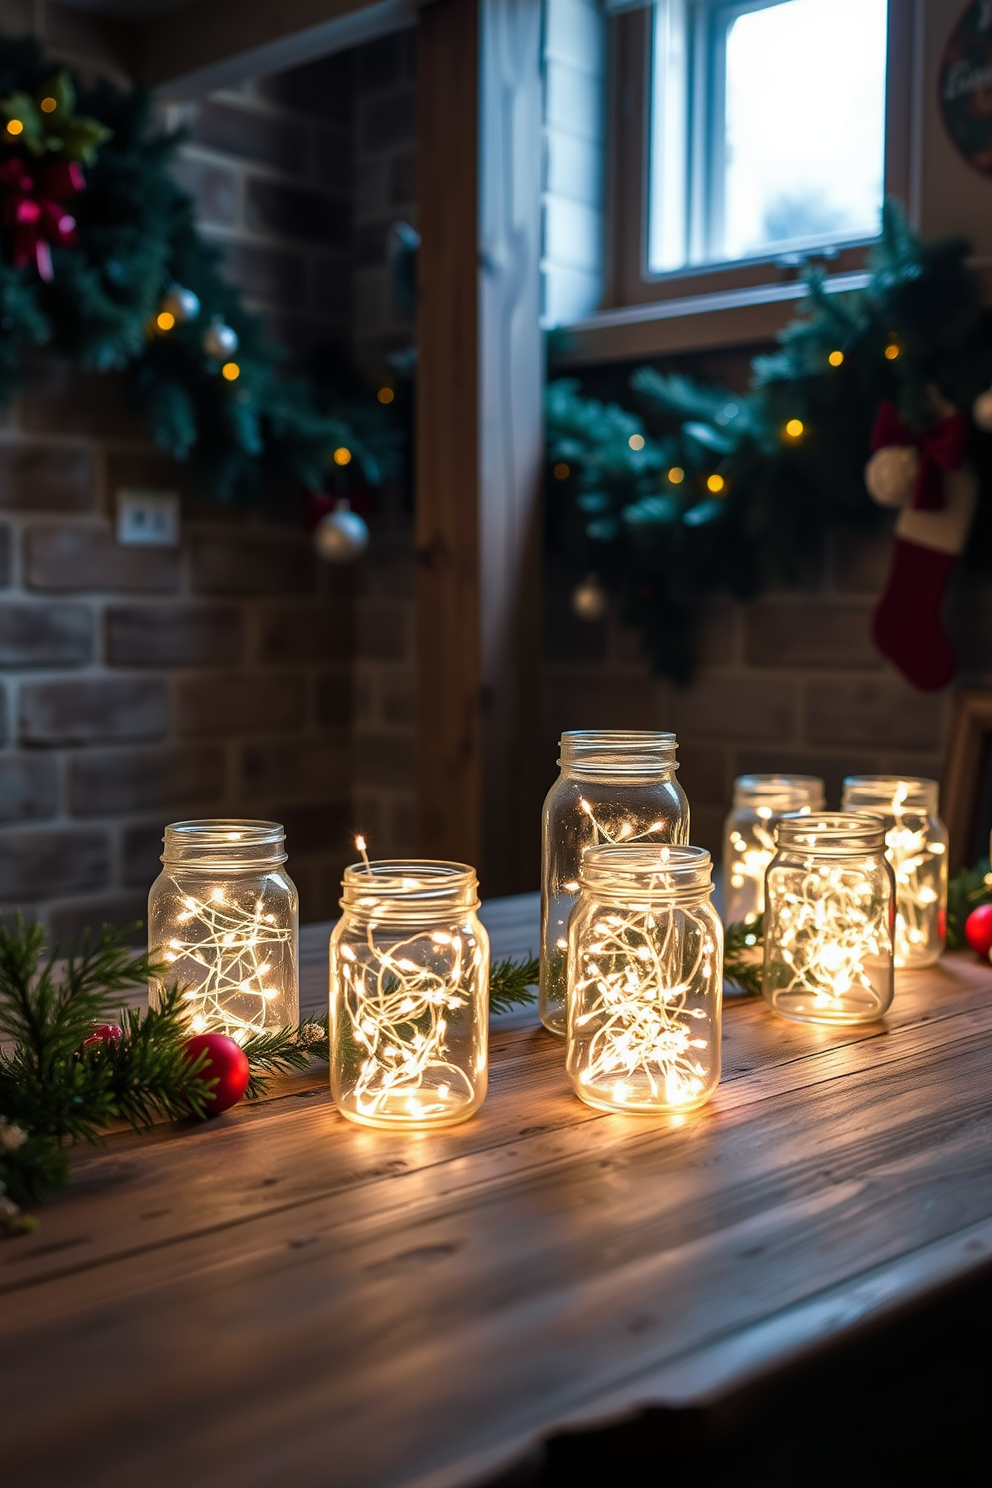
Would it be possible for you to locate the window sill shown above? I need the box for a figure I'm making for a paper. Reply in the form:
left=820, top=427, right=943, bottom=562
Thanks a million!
left=552, top=270, right=871, bottom=366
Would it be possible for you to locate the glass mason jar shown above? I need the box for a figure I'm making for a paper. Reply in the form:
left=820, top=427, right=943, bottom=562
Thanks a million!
left=840, top=776, right=947, bottom=969
left=566, top=844, right=722, bottom=1114
left=722, top=774, right=825, bottom=926
left=148, top=819, right=299, bottom=1041
left=329, top=860, right=489, bottom=1129
left=541, top=730, right=689, bottom=1037
left=762, top=813, right=895, bottom=1026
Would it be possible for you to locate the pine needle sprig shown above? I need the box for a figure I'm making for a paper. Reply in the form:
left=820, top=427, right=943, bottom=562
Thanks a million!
left=724, top=915, right=764, bottom=996
left=242, top=1024, right=315, bottom=1100
left=489, top=955, right=539, bottom=1015
left=946, top=858, right=992, bottom=949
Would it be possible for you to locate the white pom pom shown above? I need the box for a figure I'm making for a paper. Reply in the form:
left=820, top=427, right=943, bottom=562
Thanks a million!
left=864, top=445, right=919, bottom=508
left=973, top=388, right=992, bottom=432
left=314, top=502, right=369, bottom=563
left=571, top=574, right=608, bottom=621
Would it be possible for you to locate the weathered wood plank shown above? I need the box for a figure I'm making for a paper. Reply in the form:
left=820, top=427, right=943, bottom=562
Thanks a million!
left=3, top=1023, right=992, bottom=1487
left=4, top=956, right=988, bottom=1295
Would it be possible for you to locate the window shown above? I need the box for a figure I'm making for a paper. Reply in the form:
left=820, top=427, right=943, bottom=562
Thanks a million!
left=647, top=0, right=889, bottom=275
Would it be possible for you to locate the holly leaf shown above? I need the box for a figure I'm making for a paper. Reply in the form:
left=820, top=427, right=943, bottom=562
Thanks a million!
left=61, top=115, right=113, bottom=165
left=0, top=92, right=44, bottom=154
left=36, top=71, right=76, bottom=120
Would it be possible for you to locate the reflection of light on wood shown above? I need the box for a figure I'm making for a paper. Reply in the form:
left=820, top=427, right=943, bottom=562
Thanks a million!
left=161, top=889, right=294, bottom=1043
left=342, top=926, right=485, bottom=1122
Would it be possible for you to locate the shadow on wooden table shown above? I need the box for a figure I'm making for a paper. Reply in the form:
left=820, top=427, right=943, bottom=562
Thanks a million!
left=484, top=1265, right=992, bottom=1487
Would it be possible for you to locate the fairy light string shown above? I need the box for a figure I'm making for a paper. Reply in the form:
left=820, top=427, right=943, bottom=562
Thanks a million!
left=883, top=783, right=943, bottom=963
left=769, top=861, right=889, bottom=1013
left=571, top=848, right=716, bottom=1110
left=338, top=837, right=484, bottom=1122
left=161, top=887, right=294, bottom=1043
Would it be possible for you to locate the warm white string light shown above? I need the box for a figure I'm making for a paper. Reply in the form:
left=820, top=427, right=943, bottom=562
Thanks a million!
left=569, top=848, right=718, bottom=1111
left=160, top=888, right=294, bottom=1043
left=766, top=862, right=890, bottom=1017
left=727, top=806, right=777, bottom=921
left=882, top=783, right=943, bottom=964
left=334, top=839, right=486, bottom=1124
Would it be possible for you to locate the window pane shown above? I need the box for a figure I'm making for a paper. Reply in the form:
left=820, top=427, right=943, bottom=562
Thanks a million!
left=721, top=0, right=887, bottom=262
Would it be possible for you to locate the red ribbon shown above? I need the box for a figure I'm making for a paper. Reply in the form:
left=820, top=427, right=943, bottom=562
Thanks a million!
left=0, top=157, right=84, bottom=282
left=870, top=400, right=967, bottom=511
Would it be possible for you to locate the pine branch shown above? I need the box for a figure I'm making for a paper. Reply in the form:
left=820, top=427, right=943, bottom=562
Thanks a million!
left=489, top=956, right=539, bottom=1015
left=946, top=858, right=992, bottom=950
left=724, top=915, right=764, bottom=997
left=242, top=1024, right=315, bottom=1100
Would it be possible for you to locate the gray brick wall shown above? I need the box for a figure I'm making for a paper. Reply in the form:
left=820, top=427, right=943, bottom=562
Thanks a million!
left=543, top=527, right=992, bottom=861
left=0, top=61, right=364, bottom=937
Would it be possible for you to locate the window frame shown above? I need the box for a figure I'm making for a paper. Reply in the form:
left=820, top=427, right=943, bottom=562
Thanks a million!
left=604, top=0, right=914, bottom=315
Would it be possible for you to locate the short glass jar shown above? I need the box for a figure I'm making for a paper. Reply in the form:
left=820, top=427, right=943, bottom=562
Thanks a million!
left=329, top=860, right=489, bottom=1129
left=541, top=730, right=689, bottom=1037
left=762, top=813, right=895, bottom=1025
left=722, top=774, right=825, bottom=925
left=148, top=819, right=299, bottom=1041
left=841, top=776, right=947, bottom=969
left=566, top=844, right=722, bottom=1114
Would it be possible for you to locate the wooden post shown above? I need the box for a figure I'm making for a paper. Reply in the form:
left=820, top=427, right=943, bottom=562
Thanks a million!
left=416, top=0, right=543, bottom=894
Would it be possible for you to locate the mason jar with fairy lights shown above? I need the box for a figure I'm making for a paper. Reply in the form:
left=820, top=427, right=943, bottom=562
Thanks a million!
left=722, top=774, right=825, bottom=926
left=566, top=844, right=722, bottom=1114
left=541, top=730, right=689, bottom=1037
left=841, top=776, right=947, bottom=968
left=762, top=813, right=895, bottom=1026
left=148, top=820, right=299, bottom=1042
left=329, top=857, right=489, bottom=1129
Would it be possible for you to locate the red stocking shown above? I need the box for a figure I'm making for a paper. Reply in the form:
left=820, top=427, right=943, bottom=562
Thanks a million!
left=872, top=538, right=957, bottom=691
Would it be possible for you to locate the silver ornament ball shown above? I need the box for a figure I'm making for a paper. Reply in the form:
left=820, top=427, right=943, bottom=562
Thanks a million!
left=162, top=284, right=200, bottom=324
left=314, top=504, right=369, bottom=563
left=571, top=574, right=608, bottom=621
left=203, top=318, right=239, bottom=358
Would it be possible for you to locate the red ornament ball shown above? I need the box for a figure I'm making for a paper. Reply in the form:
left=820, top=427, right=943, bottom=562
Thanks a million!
left=80, top=1023, right=123, bottom=1050
left=184, top=1033, right=250, bottom=1115
left=964, top=903, right=992, bottom=959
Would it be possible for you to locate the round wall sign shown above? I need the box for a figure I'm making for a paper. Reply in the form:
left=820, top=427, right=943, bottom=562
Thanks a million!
left=940, top=1, right=992, bottom=175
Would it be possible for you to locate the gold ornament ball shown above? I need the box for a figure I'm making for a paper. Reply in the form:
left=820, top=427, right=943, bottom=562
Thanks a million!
left=572, top=575, right=607, bottom=621
left=973, top=388, right=992, bottom=432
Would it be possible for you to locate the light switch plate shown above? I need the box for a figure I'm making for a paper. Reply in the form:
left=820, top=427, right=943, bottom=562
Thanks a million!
left=116, top=489, right=181, bottom=548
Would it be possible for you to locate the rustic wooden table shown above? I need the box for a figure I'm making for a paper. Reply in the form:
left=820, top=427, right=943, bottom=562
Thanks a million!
left=3, top=892, right=992, bottom=1488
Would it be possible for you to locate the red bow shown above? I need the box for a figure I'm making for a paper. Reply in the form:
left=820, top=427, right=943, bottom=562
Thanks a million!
left=0, top=157, right=84, bottom=282
left=870, top=400, right=967, bottom=511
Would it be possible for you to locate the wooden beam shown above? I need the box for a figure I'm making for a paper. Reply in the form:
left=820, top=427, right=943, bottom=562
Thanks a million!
left=415, top=0, right=543, bottom=894
left=415, top=0, right=483, bottom=870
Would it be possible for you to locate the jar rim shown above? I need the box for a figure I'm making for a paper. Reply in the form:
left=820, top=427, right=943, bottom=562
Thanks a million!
left=841, top=775, right=940, bottom=812
left=579, top=842, right=712, bottom=895
left=341, top=859, right=480, bottom=917
left=559, top=729, right=678, bottom=774
left=775, top=811, right=886, bottom=852
left=733, top=773, right=825, bottom=807
left=162, top=818, right=287, bottom=867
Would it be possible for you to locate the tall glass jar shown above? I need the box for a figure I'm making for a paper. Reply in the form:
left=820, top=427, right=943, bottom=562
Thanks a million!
left=841, top=776, right=947, bottom=969
left=148, top=819, right=299, bottom=1041
left=762, top=813, right=895, bottom=1026
left=722, top=774, right=825, bottom=925
left=329, top=860, right=489, bottom=1129
left=566, top=844, right=722, bottom=1114
left=541, top=730, right=689, bottom=1037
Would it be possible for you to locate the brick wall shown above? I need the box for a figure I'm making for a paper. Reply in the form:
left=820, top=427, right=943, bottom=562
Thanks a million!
left=0, top=56, right=364, bottom=937
left=544, top=526, right=992, bottom=861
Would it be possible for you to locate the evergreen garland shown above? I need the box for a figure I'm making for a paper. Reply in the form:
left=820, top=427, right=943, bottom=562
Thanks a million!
left=0, top=917, right=538, bottom=1233
left=546, top=202, right=992, bottom=682
left=0, top=37, right=394, bottom=502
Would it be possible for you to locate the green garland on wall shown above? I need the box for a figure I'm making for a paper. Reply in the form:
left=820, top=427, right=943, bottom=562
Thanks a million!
left=0, top=37, right=391, bottom=501
left=546, top=203, right=992, bottom=683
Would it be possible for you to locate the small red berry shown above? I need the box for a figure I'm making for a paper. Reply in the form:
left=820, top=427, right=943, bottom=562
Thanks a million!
left=80, top=1023, right=123, bottom=1050
left=964, top=903, right=992, bottom=958
left=184, top=1033, right=250, bottom=1116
